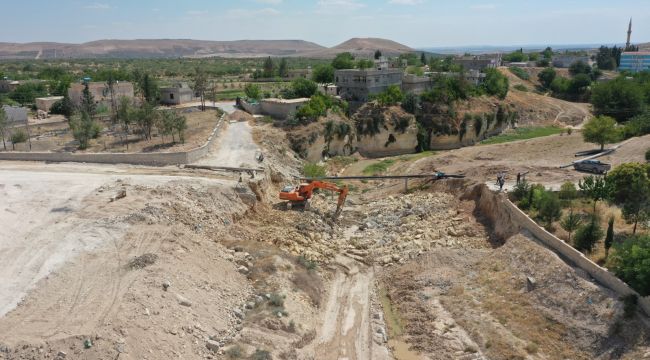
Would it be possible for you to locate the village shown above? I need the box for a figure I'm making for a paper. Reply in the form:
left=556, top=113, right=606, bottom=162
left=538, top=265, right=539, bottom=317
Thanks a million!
left=1, top=3, right=650, bottom=360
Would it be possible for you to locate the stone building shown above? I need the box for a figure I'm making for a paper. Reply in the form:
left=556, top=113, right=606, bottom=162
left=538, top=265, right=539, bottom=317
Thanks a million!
left=160, top=83, right=194, bottom=105
left=551, top=55, right=593, bottom=68
left=453, top=55, right=501, bottom=72
left=35, top=96, right=64, bottom=112
left=1, top=105, right=28, bottom=125
left=68, top=81, right=134, bottom=107
left=334, top=68, right=403, bottom=102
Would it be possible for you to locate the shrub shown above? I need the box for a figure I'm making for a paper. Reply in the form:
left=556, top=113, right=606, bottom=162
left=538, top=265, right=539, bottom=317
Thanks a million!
left=574, top=218, right=604, bottom=253
left=511, top=180, right=531, bottom=202
left=244, top=83, right=261, bottom=100
left=537, top=191, right=562, bottom=227
left=538, top=67, right=557, bottom=89
left=622, top=113, right=650, bottom=139
left=559, top=181, right=578, bottom=200
left=509, top=67, right=530, bottom=80
left=513, top=84, right=528, bottom=92
left=376, top=85, right=404, bottom=106
left=268, top=293, right=284, bottom=307
left=609, top=234, right=650, bottom=296
left=10, top=129, right=28, bottom=144
left=226, top=345, right=244, bottom=359
left=482, top=68, right=509, bottom=99
left=303, top=163, right=326, bottom=178
left=250, top=349, right=272, bottom=360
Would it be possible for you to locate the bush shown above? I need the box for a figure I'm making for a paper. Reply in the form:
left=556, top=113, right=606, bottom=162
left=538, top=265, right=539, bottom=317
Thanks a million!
left=574, top=218, right=604, bottom=253
left=591, top=78, right=645, bottom=121
left=538, top=67, right=557, bottom=89
left=10, top=129, right=28, bottom=144
left=268, top=293, right=284, bottom=307
left=303, top=163, right=326, bottom=178
left=250, top=349, right=272, bottom=360
left=537, top=191, right=562, bottom=227
left=244, top=83, right=261, bottom=100
left=511, top=180, right=531, bottom=202
left=226, top=345, right=244, bottom=359
left=509, top=67, right=530, bottom=80
left=376, top=85, right=404, bottom=106
left=609, top=234, right=650, bottom=296
left=622, top=113, right=650, bottom=139
left=513, top=84, right=528, bottom=92
left=559, top=181, right=578, bottom=200
left=482, top=69, right=509, bottom=99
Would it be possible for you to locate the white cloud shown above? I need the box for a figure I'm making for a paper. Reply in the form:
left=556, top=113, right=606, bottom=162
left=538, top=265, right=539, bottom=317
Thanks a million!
left=317, top=0, right=366, bottom=14
left=389, top=0, right=423, bottom=5
left=84, top=3, right=110, bottom=10
left=257, top=0, right=283, bottom=4
left=470, top=4, right=497, bottom=10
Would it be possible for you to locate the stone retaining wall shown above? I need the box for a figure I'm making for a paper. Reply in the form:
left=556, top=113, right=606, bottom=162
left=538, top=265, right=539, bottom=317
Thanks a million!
left=474, top=185, right=650, bottom=316
left=0, top=116, right=225, bottom=166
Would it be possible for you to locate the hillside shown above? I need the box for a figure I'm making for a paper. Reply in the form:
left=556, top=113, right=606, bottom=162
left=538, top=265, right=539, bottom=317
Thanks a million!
left=0, top=39, right=326, bottom=59
left=0, top=37, right=413, bottom=60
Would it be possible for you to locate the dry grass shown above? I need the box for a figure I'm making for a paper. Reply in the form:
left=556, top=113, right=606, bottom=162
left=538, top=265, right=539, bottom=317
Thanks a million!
left=291, top=268, right=323, bottom=307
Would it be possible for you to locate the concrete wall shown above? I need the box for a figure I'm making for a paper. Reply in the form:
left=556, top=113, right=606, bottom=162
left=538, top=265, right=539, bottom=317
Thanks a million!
left=239, top=100, right=262, bottom=115
left=160, top=88, right=194, bottom=105
left=260, top=98, right=308, bottom=120
left=2, top=105, right=28, bottom=124
left=474, top=185, right=650, bottom=316
left=35, top=97, right=63, bottom=112
left=0, top=116, right=225, bottom=166
left=68, top=82, right=135, bottom=107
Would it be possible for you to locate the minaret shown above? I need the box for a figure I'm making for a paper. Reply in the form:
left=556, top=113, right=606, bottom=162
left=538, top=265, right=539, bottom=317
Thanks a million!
left=626, top=18, right=632, bottom=48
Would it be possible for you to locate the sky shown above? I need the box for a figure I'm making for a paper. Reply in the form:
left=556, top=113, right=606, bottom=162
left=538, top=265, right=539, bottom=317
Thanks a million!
left=1, top=0, right=649, bottom=48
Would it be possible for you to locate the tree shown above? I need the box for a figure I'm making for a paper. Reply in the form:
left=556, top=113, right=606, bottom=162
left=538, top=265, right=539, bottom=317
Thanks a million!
left=401, top=92, right=418, bottom=114
left=290, top=78, right=318, bottom=98
left=537, top=192, right=562, bottom=228
left=605, top=217, right=614, bottom=259
left=376, top=85, right=404, bottom=106
left=332, top=52, right=355, bottom=70
left=0, top=107, right=7, bottom=150
left=133, top=70, right=159, bottom=104
left=357, top=59, right=374, bottom=69
left=263, top=57, right=275, bottom=78
left=374, top=50, right=382, bottom=60
left=574, top=217, right=604, bottom=253
left=135, top=102, right=157, bottom=140
left=579, top=175, right=610, bottom=214
left=312, top=64, right=334, bottom=83
left=105, top=72, right=117, bottom=123
left=81, top=82, right=97, bottom=116
left=567, top=74, right=591, bottom=97
left=622, top=113, right=650, bottom=139
left=420, top=52, right=427, bottom=65
left=49, top=94, right=74, bottom=118
left=596, top=46, right=621, bottom=70
left=244, top=83, right=261, bottom=100
left=278, top=58, right=289, bottom=78
left=561, top=209, right=582, bottom=243
left=156, top=110, right=176, bottom=143
left=569, top=61, right=592, bottom=76
left=193, top=66, right=208, bottom=111
left=482, top=69, right=509, bottom=99
left=10, top=129, right=28, bottom=150
left=9, top=82, right=47, bottom=105
left=559, top=181, right=578, bottom=200
left=582, top=116, right=619, bottom=151
left=609, top=234, right=650, bottom=296
left=172, top=113, right=187, bottom=143
left=538, top=67, right=557, bottom=89
left=542, top=46, right=553, bottom=59
left=69, top=111, right=100, bottom=149
left=116, top=96, right=132, bottom=149
left=591, top=78, right=645, bottom=121
left=607, top=163, right=650, bottom=234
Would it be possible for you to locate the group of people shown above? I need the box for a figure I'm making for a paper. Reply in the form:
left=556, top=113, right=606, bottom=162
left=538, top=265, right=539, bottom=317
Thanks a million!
left=495, top=171, right=526, bottom=191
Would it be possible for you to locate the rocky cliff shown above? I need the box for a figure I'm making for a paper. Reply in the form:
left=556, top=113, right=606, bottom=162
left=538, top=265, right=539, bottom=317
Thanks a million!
left=354, top=104, right=419, bottom=158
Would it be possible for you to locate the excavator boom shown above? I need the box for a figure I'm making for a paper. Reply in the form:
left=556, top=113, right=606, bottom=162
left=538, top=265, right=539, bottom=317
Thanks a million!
left=279, top=180, right=348, bottom=219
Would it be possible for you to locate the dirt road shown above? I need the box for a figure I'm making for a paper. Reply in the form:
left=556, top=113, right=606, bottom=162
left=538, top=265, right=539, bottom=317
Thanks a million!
left=195, top=120, right=261, bottom=168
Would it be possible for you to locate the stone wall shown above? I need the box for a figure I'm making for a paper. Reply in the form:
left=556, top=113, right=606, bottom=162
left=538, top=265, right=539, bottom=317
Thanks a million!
left=260, top=98, right=308, bottom=120
left=473, top=185, right=650, bottom=316
left=0, top=116, right=225, bottom=166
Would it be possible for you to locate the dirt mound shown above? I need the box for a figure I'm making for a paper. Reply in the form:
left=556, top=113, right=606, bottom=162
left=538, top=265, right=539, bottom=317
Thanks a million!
left=229, top=110, right=256, bottom=123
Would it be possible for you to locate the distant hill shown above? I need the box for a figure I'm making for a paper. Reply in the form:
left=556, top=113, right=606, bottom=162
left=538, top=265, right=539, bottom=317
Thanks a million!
left=0, top=39, right=327, bottom=59
left=638, top=42, right=650, bottom=51
left=0, top=38, right=414, bottom=60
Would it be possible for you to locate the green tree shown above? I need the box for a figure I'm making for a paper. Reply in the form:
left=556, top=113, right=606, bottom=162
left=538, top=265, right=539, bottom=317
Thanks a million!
left=9, top=82, right=47, bottom=105
left=542, top=47, right=553, bottom=59
left=374, top=50, right=382, bottom=60
left=596, top=46, right=621, bottom=70
left=569, top=61, right=592, bottom=76
left=591, top=78, right=645, bottom=121
left=0, top=107, right=7, bottom=150
left=420, top=52, right=427, bottom=65
left=376, top=85, right=404, bottom=106
left=278, top=58, right=289, bottom=78
left=582, top=116, right=619, bottom=151
left=116, top=96, right=132, bottom=149
left=133, top=70, right=159, bottom=104
left=567, top=74, right=591, bottom=97
left=609, top=234, right=650, bottom=296
left=10, top=128, right=28, bottom=150
left=357, top=59, right=374, bottom=69
left=263, top=57, right=275, bottom=78
left=607, top=163, right=650, bottom=234
left=193, top=66, right=208, bottom=111
left=69, top=111, right=100, bottom=149
left=81, top=82, right=97, bottom=116
left=173, top=113, right=187, bottom=143
left=560, top=209, right=582, bottom=243
left=401, top=92, right=418, bottom=114
left=537, top=191, right=563, bottom=228
left=605, top=216, right=614, bottom=259
left=312, top=64, right=335, bottom=83
left=290, top=78, right=318, bottom=98
left=244, top=83, right=261, bottom=100
left=332, top=52, right=355, bottom=70
left=574, top=217, right=604, bottom=253
left=105, top=72, right=117, bottom=122
left=559, top=181, right=578, bottom=200
left=579, top=175, right=610, bottom=214
left=622, top=113, right=650, bottom=139
left=482, top=69, right=509, bottom=99
left=156, top=110, right=176, bottom=143
left=50, top=94, right=75, bottom=118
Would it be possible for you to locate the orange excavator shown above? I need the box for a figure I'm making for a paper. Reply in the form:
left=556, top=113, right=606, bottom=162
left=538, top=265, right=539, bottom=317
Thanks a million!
left=279, top=181, right=349, bottom=218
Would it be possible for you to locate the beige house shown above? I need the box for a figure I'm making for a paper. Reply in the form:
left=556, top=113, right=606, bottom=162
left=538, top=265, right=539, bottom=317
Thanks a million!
left=35, top=96, right=64, bottom=112
left=68, top=81, right=134, bottom=107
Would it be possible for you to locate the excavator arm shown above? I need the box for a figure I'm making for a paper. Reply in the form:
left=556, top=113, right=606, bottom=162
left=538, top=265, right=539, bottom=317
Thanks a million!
left=279, top=180, right=348, bottom=219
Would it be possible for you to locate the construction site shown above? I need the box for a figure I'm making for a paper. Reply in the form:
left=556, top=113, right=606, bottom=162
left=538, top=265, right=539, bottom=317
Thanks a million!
left=1, top=98, right=649, bottom=360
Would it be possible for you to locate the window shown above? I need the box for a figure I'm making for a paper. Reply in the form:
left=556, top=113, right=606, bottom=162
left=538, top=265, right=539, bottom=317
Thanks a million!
left=170, top=93, right=174, bottom=100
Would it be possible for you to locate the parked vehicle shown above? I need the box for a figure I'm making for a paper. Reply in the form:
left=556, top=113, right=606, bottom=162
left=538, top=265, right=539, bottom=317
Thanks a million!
left=573, top=160, right=611, bottom=174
